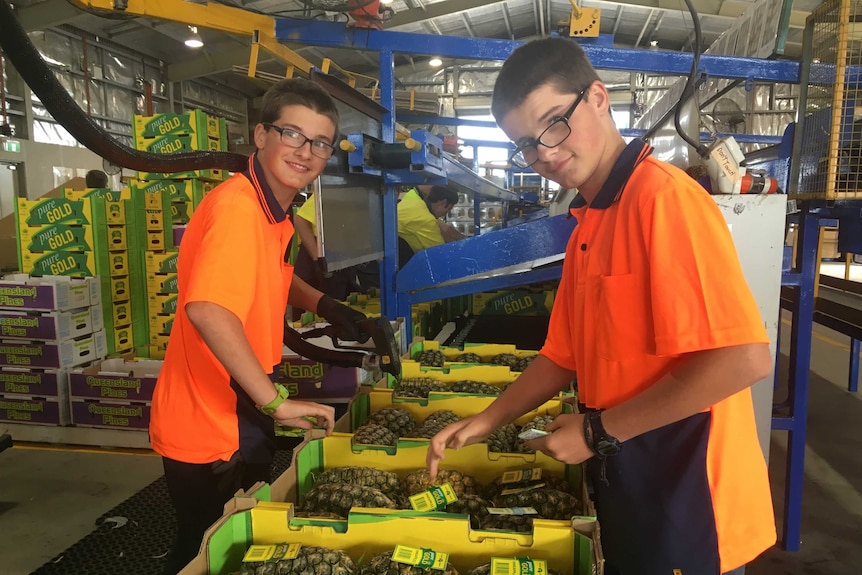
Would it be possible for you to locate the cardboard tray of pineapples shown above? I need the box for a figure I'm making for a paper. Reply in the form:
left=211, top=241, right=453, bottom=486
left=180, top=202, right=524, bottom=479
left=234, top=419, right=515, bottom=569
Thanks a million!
left=245, top=431, right=595, bottom=539
left=337, top=386, right=572, bottom=450
left=177, top=496, right=602, bottom=575
left=404, top=339, right=542, bottom=372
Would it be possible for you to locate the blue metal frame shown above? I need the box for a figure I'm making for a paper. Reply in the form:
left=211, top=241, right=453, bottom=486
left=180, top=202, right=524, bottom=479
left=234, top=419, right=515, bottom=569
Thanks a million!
left=849, top=338, right=860, bottom=393
left=772, top=207, right=818, bottom=551
left=275, top=19, right=808, bottom=82
left=396, top=214, right=575, bottom=293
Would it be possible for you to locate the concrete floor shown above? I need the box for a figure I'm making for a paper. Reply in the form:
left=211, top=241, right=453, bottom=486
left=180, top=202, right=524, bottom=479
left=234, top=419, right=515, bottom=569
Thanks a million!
left=1, top=313, right=861, bottom=574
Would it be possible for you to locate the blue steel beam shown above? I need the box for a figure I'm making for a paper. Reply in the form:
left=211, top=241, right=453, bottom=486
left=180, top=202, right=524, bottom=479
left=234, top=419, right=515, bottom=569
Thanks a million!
left=404, top=265, right=563, bottom=305
left=396, top=214, right=576, bottom=293
left=276, top=19, right=808, bottom=83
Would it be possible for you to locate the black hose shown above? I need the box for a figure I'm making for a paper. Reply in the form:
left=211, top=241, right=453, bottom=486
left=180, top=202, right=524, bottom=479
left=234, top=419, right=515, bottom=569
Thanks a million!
left=282, top=322, right=368, bottom=369
left=0, top=0, right=249, bottom=172
left=673, top=0, right=710, bottom=157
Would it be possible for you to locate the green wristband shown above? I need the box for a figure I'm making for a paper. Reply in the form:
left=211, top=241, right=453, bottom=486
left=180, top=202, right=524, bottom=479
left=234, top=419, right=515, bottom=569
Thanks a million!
left=258, top=384, right=289, bottom=416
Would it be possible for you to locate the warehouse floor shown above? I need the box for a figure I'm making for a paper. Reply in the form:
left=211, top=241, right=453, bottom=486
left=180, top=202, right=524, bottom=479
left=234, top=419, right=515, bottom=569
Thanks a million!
left=1, top=314, right=861, bottom=575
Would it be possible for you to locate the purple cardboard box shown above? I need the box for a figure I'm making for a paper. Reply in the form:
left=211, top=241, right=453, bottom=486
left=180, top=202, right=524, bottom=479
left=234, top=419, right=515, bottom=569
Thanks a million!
left=0, top=275, right=99, bottom=311
left=273, top=356, right=360, bottom=401
left=0, top=367, right=65, bottom=397
left=0, top=307, right=101, bottom=341
left=0, top=395, right=64, bottom=425
left=69, top=358, right=160, bottom=401
left=71, top=399, right=150, bottom=430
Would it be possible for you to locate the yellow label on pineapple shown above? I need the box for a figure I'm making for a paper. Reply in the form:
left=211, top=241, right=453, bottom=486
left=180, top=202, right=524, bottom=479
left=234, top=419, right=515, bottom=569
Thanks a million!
left=486, top=507, right=538, bottom=515
left=499, top=483, right=546, bottom=496
left=500, top=468, right=543, bottom=484
left=409, top=483, right=457, bottom=512
left=391, top=545, right=449, bottom=570
left=242, top=543, right=301, bottom=563
left=490, top=558, right=547, bottom=575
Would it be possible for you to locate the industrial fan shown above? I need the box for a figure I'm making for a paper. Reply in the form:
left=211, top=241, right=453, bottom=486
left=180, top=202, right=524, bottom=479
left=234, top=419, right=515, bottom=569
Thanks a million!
left=709, top=98, right=747, bottom=134
left=299, top=0, right=392, bottom=29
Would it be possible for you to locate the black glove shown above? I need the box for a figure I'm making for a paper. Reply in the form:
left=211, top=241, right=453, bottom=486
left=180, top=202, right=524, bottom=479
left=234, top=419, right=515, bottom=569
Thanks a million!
left=317, top=295, right=370, bottom=343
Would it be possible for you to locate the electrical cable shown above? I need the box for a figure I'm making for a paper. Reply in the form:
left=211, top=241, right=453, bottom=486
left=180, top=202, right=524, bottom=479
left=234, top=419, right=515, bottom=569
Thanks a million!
left=673, top=0, right=710, bottom=157
left=641, top=0, right=709, bottom=158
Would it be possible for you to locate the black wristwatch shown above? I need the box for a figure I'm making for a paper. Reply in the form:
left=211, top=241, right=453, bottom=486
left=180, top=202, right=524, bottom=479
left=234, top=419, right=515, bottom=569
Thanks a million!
left=585, top=410, right=622, bottom=457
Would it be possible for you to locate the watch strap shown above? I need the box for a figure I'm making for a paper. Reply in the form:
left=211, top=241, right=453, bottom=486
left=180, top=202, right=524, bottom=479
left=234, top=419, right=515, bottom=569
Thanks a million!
left=258, top=384, right=289, bottom=415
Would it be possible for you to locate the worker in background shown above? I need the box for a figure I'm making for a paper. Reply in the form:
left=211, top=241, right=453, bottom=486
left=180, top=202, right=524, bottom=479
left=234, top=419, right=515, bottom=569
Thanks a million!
left=85, top=169, right=108, bottom=188
left=397, top=184, right=462, bottom=258
left=150, top=78, right=367, bottom=575
left=427, top=38, right=775, bottom=575
left=293, top=193, right=357, bottom=314
left=401, top=184, right=469, bottom=244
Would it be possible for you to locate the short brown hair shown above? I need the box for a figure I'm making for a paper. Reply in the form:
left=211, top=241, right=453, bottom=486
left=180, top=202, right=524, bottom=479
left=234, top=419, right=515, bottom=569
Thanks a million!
left=492, top=38, right=601, bottom=123
left=259, top=78, right=339, bottom=138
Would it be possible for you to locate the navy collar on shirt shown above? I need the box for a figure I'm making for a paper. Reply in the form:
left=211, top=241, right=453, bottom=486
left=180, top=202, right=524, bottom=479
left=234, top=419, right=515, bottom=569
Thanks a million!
left=569, top=139, right=653, bottom=211
left=242, top=153, right=288, bottom=224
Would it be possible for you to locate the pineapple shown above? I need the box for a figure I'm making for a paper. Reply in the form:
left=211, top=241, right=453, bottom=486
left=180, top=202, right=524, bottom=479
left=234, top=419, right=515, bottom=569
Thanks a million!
left=406, top=410, right=462, bottom=439
left=395, top=377, right=449, bottom=398
left=361, top=552, right=459, bottom=575
left=293, top=510, right=345, bottom=520
left=239, top=545, right=356, bottom=575
left=450, top=380, right=502, bottom=396
left=446, top=493, right=492, bottom=520
left=416, top=349, right=446, bottom=367
left=313, top=466, right=402, bottom=499
left=513, top=354, right=538, bottom=372
left=300, top=483, right=399, bottom=517
left=477, top=514, right=534, bottom=533
left=486, top=424, right=518, bottom=453
left=492, top=487, right=580, bottom=520
left=365, top=407, right=416, bottom=437
left=512, top=414, right=555, bottom=453
left=454, top=352, right=482, bottom=363
left=490, top=353, right=519, bottom=369
left=423, top=410, right=461, bottom=426
left=354, top=423, right=398, bottom=447
left=402, top=468, right=481, bottom=498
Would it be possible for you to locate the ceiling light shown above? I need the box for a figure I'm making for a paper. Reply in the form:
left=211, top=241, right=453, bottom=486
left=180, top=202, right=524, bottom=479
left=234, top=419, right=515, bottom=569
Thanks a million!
left=649, top=40, right=658, bottom=48
left=380, top=0, right=393, bottom=4
left=429, top=57, right=442, bottom=67
left=185, top=26, right=204, bottom=49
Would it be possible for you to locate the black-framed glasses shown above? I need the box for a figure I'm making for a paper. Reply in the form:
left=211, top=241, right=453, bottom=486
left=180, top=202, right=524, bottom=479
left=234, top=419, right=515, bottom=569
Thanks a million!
left=508, top=88, right=588, bottom=168
left=263, top=123, right=336, bottom=159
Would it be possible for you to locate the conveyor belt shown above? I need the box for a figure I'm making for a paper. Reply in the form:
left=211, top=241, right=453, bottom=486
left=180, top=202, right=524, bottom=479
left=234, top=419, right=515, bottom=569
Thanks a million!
left=30, top=440, right=301, bottom=575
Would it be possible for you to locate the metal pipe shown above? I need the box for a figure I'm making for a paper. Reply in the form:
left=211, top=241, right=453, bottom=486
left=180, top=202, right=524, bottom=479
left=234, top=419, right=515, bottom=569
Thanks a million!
left=611, top=6, right=624, bottom=39
left=536, top=0, right=545, bottom=37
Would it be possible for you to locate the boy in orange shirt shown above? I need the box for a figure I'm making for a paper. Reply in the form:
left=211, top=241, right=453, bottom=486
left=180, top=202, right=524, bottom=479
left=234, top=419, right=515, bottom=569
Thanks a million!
left=151, top=79, right=366, bottom=574
left=428, top=38, right=776, bottom=575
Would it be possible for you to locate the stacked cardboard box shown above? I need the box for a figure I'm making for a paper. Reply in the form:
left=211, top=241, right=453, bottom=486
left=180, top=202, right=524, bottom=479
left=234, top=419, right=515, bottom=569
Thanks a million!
left=130, top=110, right=229, bottom=358
left=0, top=275, right=106, bottom=426
left=68, top=357, right=161, bottom=431
left=14, top=190, right=146, bottom=355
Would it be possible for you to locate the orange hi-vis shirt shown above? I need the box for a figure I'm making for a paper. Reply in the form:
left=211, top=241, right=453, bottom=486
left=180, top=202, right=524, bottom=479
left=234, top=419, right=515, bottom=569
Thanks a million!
left=541, top=140, right=775, bottom=572
left=150, top=154, right=295, bottom=464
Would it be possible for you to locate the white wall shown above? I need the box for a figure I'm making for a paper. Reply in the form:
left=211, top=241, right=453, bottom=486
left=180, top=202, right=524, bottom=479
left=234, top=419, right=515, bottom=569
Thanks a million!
left=0, top=140, right=105, bottom=199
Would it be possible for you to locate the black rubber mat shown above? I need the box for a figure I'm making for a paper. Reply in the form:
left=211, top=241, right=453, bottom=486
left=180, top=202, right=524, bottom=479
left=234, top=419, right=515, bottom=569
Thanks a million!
left=30, top=443, right=300, bottom=575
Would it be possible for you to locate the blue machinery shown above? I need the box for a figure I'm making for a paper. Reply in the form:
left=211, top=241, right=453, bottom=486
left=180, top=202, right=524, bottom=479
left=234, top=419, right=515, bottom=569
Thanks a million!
left=276, top=18, right=825, bottom=552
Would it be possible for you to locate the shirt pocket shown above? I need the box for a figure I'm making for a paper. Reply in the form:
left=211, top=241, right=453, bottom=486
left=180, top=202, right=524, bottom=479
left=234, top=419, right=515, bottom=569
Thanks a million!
left=595, top=273, right=648, bottom=362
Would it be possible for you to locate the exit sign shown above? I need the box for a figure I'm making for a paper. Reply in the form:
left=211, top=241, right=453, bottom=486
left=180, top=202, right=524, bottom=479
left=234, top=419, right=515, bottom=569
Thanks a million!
left=2, top=140, right=21, bottom=153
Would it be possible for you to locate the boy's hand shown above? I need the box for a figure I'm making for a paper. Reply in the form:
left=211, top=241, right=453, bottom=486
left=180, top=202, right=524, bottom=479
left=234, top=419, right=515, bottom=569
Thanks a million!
left=426, top=414, right=495, bottom=477
left=317, top=295, right=369, bottom=343
left=526, top=413, right=593, bottom=465
left=272, top=399, right=335, bottom=435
